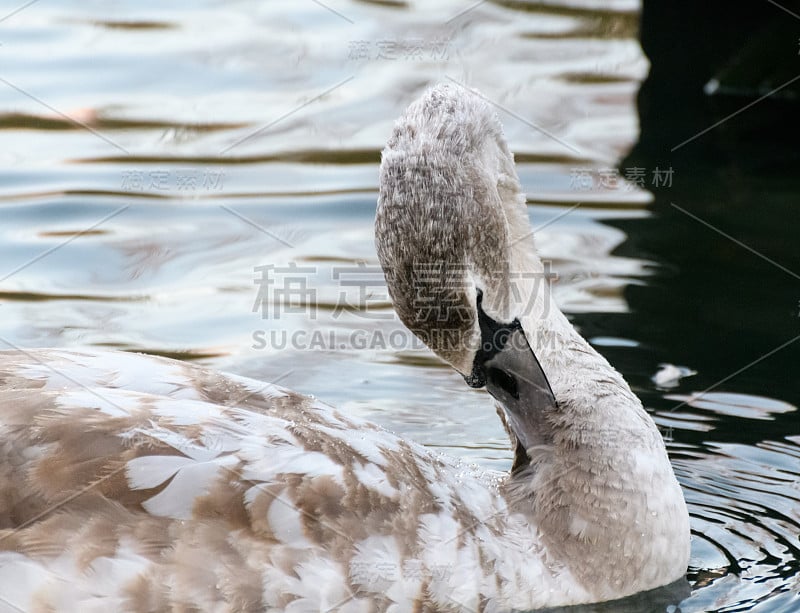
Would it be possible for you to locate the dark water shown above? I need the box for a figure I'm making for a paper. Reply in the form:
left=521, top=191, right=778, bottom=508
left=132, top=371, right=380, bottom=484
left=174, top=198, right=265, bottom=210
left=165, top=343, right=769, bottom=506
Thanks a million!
left=1, top=1, right=799, bottom=611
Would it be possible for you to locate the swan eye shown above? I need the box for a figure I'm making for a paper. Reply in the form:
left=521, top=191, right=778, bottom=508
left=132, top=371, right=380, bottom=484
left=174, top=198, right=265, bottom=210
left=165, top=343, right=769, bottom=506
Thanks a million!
left=487, top=366, right=519, bottom=400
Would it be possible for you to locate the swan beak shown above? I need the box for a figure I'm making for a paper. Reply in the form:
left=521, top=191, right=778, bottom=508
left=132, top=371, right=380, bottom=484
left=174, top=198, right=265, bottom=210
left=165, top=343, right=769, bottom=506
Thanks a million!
left=465, top=293, right=557, bottom=452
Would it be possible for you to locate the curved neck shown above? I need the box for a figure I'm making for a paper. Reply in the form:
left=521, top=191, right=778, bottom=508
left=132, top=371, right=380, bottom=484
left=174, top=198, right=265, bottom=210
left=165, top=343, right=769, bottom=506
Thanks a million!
left=497, top=246, right=690, bottom=599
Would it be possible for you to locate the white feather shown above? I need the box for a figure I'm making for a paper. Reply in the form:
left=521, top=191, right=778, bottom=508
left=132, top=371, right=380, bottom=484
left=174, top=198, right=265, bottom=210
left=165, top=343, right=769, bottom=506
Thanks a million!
left=0, top=84, right=690, bottom=612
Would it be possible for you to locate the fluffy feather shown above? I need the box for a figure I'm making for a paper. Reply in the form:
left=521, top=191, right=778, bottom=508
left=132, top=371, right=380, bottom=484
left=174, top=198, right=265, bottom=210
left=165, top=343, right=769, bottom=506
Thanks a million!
left=0, top=84, right=689, bottom=612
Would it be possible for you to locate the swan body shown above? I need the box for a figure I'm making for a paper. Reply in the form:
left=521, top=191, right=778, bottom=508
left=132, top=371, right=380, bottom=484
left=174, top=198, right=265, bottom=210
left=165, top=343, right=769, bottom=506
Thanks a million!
left=0, top=85, right=689, bottom=611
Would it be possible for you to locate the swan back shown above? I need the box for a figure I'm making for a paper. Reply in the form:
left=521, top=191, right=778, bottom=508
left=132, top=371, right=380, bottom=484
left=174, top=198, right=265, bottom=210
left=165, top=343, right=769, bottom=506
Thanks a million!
left=0, top=349, right=588, bottom=611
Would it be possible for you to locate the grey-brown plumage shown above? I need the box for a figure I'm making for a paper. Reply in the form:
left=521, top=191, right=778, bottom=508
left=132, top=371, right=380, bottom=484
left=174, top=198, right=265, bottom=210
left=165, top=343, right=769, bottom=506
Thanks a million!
left=0, top=84, right=690, bottom=612
left=376, top=83, right=690, bottom=601
left=376, top=85, right=518, bottom=374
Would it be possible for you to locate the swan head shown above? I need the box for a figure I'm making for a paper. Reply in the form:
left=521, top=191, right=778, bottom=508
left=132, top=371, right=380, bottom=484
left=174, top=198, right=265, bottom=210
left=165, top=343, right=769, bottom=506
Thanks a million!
left=376, top=84, right=556, bottom=453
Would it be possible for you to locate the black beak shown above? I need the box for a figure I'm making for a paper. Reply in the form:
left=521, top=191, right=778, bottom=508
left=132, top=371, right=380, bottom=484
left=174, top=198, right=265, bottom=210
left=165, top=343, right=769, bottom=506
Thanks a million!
left=465, top=290, right=558, bottom=458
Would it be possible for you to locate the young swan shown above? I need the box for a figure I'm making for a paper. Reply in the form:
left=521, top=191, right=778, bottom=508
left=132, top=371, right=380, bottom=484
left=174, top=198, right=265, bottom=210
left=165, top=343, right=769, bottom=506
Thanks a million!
left=376, top=84, right=690, bottom=603
left=0, top=86, right=688, bottom=612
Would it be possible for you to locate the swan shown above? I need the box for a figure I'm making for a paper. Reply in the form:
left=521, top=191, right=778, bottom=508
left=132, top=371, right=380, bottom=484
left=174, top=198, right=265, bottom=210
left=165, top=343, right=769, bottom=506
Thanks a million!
left=0, top=84, right=689, bottom=611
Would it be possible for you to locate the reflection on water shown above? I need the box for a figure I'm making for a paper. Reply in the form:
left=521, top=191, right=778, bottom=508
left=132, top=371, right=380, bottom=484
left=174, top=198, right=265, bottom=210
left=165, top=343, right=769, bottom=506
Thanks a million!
left=1, top=0, right=798, bottom=611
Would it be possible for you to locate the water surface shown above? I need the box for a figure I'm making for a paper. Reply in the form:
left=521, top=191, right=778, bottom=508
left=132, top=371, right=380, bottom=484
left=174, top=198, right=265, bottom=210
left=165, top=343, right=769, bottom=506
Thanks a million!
left=1, top=1, right=798, bottom=611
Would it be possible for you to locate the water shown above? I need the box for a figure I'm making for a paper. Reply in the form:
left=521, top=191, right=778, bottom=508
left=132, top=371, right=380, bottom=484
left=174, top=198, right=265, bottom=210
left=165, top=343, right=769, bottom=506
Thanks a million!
left=1, top=1, right=799, bottom=611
